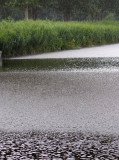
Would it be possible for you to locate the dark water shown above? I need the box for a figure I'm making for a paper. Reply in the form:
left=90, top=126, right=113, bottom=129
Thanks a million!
left=2, top=58, right=119, bottom=71
left=0, top=58, right=119, bottom=134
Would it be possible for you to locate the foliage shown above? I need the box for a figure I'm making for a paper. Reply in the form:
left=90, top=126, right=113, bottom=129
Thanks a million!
left=6, top=0, right=41, bottom=9
left=0, top=0, right=119, bottom=21
left=105, top=13, right=116, bottom=21
left=0, top=20, right=119, bottom=57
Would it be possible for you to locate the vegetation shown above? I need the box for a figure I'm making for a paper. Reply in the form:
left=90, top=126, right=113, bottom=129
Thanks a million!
left=0, top=0, right=119, bottom=21
left=1, top=20, right=119, bottom=58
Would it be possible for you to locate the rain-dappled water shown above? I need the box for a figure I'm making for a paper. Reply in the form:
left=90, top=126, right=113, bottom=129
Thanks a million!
left=1, top=64, right=119, bottom=134
left=1, top=55, right=119, bottom=159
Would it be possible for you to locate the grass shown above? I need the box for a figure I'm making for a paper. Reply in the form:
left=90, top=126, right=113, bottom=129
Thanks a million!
left=0, top=20, right=119, bottom=57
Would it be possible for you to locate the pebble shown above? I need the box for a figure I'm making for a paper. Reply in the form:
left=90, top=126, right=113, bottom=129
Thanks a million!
left=0, top=131, right=118, bottom=159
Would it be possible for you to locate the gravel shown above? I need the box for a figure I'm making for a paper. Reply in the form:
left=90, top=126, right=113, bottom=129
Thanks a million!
left=0, top=131, right=119, bottom=159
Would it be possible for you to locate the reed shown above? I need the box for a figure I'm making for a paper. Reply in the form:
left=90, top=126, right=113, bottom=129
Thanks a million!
left=0, top=20, right=119, bottom=57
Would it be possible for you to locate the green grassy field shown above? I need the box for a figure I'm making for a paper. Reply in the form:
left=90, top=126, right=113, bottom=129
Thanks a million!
left=0, top=20, right=119, bottom=58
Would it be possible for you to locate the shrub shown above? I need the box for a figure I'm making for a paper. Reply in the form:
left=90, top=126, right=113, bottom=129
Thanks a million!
left=0, top=20, right=119, bottom=57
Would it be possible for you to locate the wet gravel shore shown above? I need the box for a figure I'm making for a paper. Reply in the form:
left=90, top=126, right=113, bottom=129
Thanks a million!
left=0, top=131, right=119, bottom=160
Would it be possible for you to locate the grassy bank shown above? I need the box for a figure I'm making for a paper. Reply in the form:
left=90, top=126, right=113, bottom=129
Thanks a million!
left=0, top=20, right=119, bottom=58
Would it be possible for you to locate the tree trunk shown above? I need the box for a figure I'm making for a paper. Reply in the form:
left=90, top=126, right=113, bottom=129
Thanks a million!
left=25, top=6, right=29, bottom=20
left=30, top=7, right=37, bottom=20
left=63, top=11, right=72, bottom=21
left=33, top=8, right=37, bottom=20
left=31, top=7, right=33, bottom=19
left=101, top=10, right=104, bottom=20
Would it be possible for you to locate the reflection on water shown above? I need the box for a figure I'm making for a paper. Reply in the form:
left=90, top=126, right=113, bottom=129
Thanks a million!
left=2, top=58, right=119, bottom=72
left=0, top=58, right=119, bottom=134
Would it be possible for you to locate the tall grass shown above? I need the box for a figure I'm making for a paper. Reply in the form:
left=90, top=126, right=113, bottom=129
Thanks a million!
left=0, top=20, right=119, bottom=57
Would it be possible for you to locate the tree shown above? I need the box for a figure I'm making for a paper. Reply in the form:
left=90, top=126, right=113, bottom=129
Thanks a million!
left=6, top=0, right=41, bottom=20
left=0, top=0, right=118, bottom=21
left=84, top=0, right=100, bottom=21
left=46, top=0, right=81, bottom=21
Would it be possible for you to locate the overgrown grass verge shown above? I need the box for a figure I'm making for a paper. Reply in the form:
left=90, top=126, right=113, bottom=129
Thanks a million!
left=0, top=20, right=119, bottom=58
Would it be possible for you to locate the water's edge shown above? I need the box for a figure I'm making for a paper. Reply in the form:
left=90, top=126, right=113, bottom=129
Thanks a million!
left=1, top=57, right=119, bottom=72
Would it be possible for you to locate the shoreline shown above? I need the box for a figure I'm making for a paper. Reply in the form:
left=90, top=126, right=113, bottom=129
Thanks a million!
left=10, top=43, right=119, bottom=60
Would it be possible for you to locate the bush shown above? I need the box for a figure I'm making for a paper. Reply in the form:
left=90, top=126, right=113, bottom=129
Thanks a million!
left=0, top=20, right=119, bottom=57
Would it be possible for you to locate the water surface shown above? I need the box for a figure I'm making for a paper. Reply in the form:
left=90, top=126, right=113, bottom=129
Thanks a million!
left=1, top=58, right=119, bottom=134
